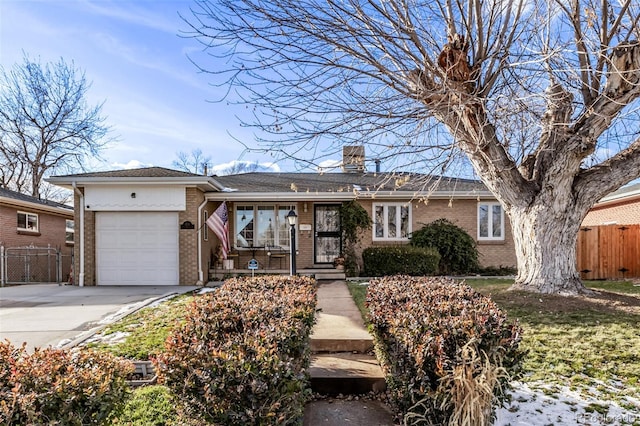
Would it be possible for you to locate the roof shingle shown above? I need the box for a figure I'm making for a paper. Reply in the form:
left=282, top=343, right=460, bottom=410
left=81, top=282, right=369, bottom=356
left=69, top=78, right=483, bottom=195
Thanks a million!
left=213, top=172, right=487, bottom=194
left=0, top=187, right=72, bottom=210
left=51, top=167, right=203, bottom=179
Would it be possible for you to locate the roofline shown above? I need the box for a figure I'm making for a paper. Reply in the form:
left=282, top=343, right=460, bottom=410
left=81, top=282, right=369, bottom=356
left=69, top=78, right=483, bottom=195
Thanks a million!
left=0, top=196, right=73, bottom=217
left=47, top=176, right=226, bottom=192
left=205, top=190, right=496, bottom=202
left=595, top=188, right=640, bottom=207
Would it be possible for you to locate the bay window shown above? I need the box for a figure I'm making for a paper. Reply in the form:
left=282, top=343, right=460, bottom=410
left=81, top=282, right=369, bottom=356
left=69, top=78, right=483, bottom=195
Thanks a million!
left=235, top=204, right=294, bottom=248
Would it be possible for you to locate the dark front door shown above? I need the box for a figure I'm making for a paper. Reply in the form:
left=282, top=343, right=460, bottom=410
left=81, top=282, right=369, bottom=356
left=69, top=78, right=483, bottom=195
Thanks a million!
left=314, top=204, right=341, bottom=264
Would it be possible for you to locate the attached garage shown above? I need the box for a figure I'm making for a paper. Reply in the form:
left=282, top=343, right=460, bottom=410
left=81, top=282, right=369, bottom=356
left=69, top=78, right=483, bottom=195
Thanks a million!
left=96, top=212, right=179, bottom=285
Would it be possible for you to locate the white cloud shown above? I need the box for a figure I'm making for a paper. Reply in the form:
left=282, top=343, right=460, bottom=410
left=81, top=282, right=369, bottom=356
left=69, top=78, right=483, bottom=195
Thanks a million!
left=211, top=160, right=280, bottom=176
left=317, top=159, right=342, bottom=172
left=110, top=160, right=154, bottom=169
left=80, top=0, right=182, bottom=35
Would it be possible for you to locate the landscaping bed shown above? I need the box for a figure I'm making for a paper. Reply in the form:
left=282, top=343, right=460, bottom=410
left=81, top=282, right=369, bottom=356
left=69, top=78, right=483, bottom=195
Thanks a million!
left=365, top=276, right=524, bottom=425
left=348, top=278, right=640, bottom=422
left=4, top=276, right=318, bottom=426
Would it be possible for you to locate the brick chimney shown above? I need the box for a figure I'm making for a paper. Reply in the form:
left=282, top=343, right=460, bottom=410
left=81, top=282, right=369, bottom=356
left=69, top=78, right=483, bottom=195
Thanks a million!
left=342, top=146, right=365, bottom=173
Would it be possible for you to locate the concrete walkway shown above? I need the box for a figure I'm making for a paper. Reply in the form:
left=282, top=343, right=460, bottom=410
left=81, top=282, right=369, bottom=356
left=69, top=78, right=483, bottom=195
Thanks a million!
left=0, top=284, right=198, bottom=351
left=310, top=280, right=373, bottom=352
left=304, top=281, right=395, bottom=425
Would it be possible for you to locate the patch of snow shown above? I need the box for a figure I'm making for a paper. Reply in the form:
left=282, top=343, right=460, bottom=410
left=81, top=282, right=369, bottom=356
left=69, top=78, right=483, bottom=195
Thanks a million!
left=495, top=381, right=640, bottom=425
left=56, top=338, right=72, bottom=348
left=84, top=331, right=130, bottom=345
left=147, top=294, right=179, bottom=308
left=97, top=299, right=150, bottom=324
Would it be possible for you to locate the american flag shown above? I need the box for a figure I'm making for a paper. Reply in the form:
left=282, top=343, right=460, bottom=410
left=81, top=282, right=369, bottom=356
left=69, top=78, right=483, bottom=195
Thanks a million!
left=206, top=202, right=230, bottom=259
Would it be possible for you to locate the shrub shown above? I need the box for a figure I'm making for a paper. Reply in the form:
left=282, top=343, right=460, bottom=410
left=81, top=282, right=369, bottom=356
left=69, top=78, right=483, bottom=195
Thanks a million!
left=339, top=200, right=372, bottom=276
left=158, top=275, right=317, bottom=425
left=0, top=341, right=133, bottom=425
left=366, top=276, right=524, bottom=426
left=410, top=218, right=479, bottom=274
left=362, top=246, right=440, bottom=277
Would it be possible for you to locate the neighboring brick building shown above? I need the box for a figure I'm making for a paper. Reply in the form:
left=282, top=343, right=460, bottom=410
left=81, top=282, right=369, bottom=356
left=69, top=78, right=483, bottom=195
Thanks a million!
left=49, top=149, right=517, bottom=286
left=582, top=183, right=640, bottom=226
left=0, top=188, right=74, bottom=283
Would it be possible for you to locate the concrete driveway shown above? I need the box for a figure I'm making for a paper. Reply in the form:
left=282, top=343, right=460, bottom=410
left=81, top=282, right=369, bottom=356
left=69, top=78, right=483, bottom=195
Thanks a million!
left=0, top=284, right=198, bottom=351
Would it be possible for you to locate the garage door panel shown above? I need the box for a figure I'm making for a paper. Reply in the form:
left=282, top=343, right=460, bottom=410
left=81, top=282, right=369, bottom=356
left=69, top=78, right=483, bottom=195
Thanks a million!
left=96, top=212, right=179, bottom=286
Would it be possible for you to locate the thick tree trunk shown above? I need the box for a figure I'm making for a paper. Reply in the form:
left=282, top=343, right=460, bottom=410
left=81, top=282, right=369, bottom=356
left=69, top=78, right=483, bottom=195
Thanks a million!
left=506, top=199, right=591, bottom=295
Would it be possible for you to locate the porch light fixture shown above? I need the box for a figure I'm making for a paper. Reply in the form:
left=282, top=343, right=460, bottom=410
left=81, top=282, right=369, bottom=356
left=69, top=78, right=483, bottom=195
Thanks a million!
left=286, top=209, right=297, bottom=275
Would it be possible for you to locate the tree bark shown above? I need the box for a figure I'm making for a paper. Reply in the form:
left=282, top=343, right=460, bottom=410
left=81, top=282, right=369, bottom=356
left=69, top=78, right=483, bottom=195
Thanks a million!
left=506, top=195, right=591, bottom=295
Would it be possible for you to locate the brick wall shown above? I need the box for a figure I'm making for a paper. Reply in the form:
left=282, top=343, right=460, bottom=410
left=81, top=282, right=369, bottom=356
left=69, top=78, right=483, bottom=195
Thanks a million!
left=1, top=201, right=74, bottom=283
left=73, top=188, right=97, bottom=286
left=212, top=198, right=518, bottom=274
left=0, top=204, right=72, bottom=253
left=582, top=199, right=640, bottom=226
left=296, top=202, right=314, bottom=269
left=354, top=198, right=517, bottom=269
left=179, top=188, right=205, bottom=285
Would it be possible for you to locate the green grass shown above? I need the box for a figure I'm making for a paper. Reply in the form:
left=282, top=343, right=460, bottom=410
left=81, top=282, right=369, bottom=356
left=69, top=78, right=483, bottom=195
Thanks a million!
left=86, top=292, right=197, bottom=360
left=347, top=281, right=369, bottom=323
left=347, top=277, right=640, bottom=407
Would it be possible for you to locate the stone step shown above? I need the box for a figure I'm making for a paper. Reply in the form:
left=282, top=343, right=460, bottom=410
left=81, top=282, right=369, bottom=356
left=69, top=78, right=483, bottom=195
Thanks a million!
left=309, top=352, right=387, bottom=395
left=310, top=337, right=374, bottom=354
left=314, top=271, right=346, bottom=280
left=303, top=399, right=395, bottom=426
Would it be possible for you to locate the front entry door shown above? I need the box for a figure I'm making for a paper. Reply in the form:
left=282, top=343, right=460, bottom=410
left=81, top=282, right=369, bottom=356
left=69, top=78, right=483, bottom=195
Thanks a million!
left=314, top=204, right=341, bottom=264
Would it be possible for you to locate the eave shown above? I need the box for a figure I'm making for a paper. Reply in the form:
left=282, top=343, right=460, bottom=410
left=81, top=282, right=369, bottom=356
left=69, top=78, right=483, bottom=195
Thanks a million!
left=204, top=190, right=495, bottom=202
left=47, top=176, right=225, bottom=192
left=0, top=196, right=73, bottom=217
left=594, top=189, right=640, bottom=208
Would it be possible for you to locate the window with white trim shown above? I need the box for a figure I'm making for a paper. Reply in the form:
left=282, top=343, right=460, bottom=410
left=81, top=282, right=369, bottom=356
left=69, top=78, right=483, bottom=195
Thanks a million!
left=478, top=202, right=504, bottom=240
left=65, top=219, right=74, bottom=244
left=17, top=211, right=38, bottom=232
left=235, top=204, right=294, bottom=248
left=373, top=203, right=411, bottom=241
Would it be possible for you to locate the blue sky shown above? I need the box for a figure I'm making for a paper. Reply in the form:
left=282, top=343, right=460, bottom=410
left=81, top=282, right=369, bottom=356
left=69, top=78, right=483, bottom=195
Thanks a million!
left=0, top=0, right=289, bottom=174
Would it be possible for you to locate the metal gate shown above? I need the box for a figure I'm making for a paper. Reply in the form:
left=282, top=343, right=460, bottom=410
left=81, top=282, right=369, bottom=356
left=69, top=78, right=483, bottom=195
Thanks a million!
left=1, top=246, right=73, bottom=286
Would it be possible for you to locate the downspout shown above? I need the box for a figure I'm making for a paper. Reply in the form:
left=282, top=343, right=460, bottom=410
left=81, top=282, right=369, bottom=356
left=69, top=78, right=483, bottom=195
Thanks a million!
left=72, top=182, right=85, bottom=287
left=196, top=198, right=208, bottom=286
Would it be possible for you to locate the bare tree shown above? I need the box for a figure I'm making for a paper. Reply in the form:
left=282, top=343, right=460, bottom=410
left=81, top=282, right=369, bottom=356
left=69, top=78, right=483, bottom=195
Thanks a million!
left=0, top=54, right=111, bottom=198
left=172, top=148, right=212, bottom=174
left=215, top=160, right=275, bottom=175
left=183, top=0, right=640, bottom=294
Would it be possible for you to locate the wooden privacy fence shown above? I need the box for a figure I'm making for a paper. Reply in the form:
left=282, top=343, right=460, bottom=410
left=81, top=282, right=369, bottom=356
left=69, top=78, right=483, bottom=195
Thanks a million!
left=577, top=224, right=640, bottom=280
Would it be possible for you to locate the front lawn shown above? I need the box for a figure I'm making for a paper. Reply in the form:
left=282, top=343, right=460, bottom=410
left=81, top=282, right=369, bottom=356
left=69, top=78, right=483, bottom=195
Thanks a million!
left=85, top=291, right=198, bottom=360
left=347, top=278, right=640, bottom=409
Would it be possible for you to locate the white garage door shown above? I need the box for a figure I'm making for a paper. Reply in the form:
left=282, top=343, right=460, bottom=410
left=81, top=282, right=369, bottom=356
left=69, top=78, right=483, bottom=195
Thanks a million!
left=96, top=212, right=179, bottom=285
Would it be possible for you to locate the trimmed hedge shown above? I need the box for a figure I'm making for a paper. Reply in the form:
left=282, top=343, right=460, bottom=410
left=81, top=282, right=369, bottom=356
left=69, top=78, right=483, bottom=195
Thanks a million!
left=362, top=246, right=440, bottom=277
left=0, top=341, right=133, bottom=425
left=158, top=275, right=317, bottom=425
left=366, top=276, right=524, bottom=426
left=410, top=218, right=479, bottom=274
